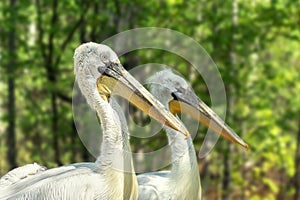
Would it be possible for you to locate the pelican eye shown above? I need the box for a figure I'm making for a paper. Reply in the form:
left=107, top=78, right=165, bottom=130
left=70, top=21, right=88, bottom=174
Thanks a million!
left=100, top=53, right=109, bottom=63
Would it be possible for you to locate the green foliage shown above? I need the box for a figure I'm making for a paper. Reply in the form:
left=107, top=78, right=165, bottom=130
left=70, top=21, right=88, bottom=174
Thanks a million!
left=0, top=0, right=299, bottom=199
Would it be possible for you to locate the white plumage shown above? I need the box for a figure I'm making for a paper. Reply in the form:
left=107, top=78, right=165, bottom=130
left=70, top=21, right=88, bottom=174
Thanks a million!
left=0, top=163, right=46, bottom=188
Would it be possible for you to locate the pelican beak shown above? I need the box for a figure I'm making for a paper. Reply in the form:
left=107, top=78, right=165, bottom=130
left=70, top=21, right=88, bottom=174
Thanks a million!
left=96, top=62, right=189, bottom=137
left=169, top=89, right=249, bottom=150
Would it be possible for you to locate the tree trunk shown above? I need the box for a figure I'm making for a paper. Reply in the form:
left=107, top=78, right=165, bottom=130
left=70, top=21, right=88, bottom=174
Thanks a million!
left=51, top=92, right=61, bottom=165
left=48, top=0, right=61, bottom=165
left=6, top=0, right=17, bottom=170
left=222, top=1, right=238, bottom=199
left=294, top=118, right=300, bottom=200
left=222, top=146, right=231, bottom=200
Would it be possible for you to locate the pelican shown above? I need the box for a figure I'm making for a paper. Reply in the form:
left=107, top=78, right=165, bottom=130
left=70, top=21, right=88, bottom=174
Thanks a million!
left=137, top=69, right=248, bottom=200
left=0, top=43, right=188, bottom=200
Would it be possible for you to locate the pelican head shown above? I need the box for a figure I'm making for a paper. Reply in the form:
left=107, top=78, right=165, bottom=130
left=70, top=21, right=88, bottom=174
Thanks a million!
left=148, top=69, right=249, bottom=150
left=74, top=42, right=189, bottom=136
left=147, top=69, right=192, bottom=108
left=74, top=43, right=119, bottom=108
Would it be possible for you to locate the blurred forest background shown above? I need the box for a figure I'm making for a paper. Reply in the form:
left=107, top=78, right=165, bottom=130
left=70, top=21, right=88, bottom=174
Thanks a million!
left=0, top=0, right=299, bottom=199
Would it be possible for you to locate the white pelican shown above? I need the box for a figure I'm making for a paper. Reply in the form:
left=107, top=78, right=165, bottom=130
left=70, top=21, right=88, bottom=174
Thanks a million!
left=0, top=43, right=188, bottom=200
left=137, top=69, right=248, bottom=200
